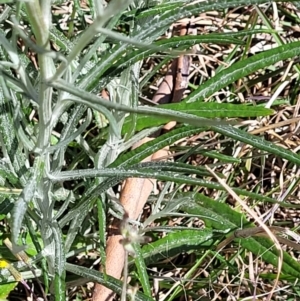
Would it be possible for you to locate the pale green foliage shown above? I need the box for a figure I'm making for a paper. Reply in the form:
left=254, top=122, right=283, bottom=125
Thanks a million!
left=0, top=0, right=300, bottom=300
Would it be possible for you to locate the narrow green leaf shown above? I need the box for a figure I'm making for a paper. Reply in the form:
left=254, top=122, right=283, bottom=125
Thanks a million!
left=0, top=283, right=17, bottom=299
left=47, top=109, right=92, bottom=154
left=96, top=198, right=107, bottom=273
left=50, top=27, right=75, bottom=52
left=134, top=161, right=215, bottom=177
left=52, top=105, right=87, bottom=170
left=79, top=0, right=287, bottom=90
left=135, top=0, right=288, bottom=51
left=135, top=229, right=214, bottom=266
left=54, top=271, right=66, bottom=301
left=52, top=79, right=231, bottom=130
left=0, top=198, right=14, bottom=217
left=49, top=164, right=295, bottom=208
left=66, top=263, right=154, bottom=301
left=180, top=193, right=300, bottom=278
left=113, top=126, right=203, bottom=167
left=0, top=161, right=18, bottom=185
left=123, top=103, right=273, bottom=133
left=12, top=182, right=36, bottom=244
left=212, top=125, right=300, bottom=166
left=185, top=41, right=300, bottom=103
left=181, top=193, right=247, bottom=230
left=133, top=244, right=152, bottom=297
left=101, top=34, right=245, bottom=79
left=42, top=221, right=66, bottom=300
left=72, top=12, right=123, bottom=83
left=0, top=82, right=27, bottom=185
left=64, top=207, right=91, bottom=253
left=12, top=157, right=44, bottom=244
left=194, top=150, right=241, bottom=163
left=133, top=2, right=180, bottom=19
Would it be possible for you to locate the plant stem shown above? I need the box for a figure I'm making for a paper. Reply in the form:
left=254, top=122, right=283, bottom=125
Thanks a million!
left=25, top=0, right=54, bottom=157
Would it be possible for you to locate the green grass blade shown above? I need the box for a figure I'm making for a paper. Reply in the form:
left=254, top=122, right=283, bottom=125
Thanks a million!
left=181, top=193, right=300, bottom=278
left=185, top=41, right=300, bottom=103
left=212, top=125, right=300, bottom=166
left=66, top=263, right=155, bottom=301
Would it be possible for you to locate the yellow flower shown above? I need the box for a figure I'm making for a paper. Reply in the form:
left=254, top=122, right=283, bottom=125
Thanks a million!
left=0, top=259, right=22, bottom=282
